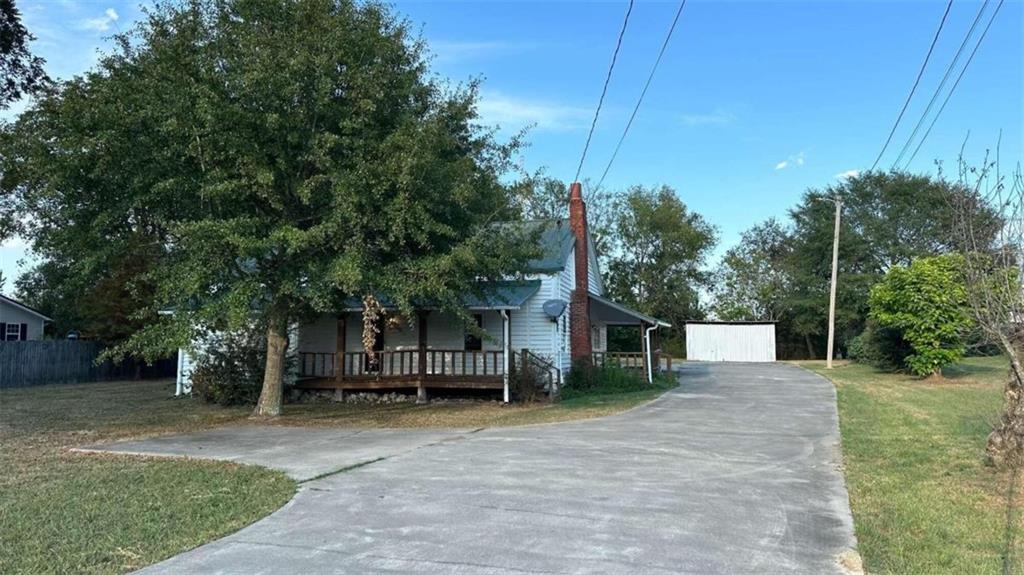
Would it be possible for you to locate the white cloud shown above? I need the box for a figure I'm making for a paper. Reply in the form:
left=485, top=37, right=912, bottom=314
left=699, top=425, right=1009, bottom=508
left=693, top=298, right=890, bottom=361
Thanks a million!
left=835, top=169, right=860, bottom=180
left=774, top=151, right=806, bottom=171
left=680, top=109, right=736, bottom=127
left=80, top=8, right=119, bottom=32
left=476, top=91, right=590, bottom=132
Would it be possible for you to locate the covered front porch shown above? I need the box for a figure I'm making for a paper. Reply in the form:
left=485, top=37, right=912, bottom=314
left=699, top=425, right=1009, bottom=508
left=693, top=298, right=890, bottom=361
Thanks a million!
left=295, top=311, right=510, bottom=393
left=293, top=280, right=547, bottom=402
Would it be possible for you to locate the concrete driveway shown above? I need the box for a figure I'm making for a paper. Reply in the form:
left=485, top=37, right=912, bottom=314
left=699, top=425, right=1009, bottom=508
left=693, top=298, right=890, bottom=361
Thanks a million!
left=92, top=362, right=858, bottom=574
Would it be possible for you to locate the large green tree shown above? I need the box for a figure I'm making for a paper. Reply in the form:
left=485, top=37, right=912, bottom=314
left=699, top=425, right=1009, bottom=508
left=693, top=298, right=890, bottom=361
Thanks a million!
left=712, top=218, right=792, bottom=321
left=517, top=172, right=616, bottom=259
left=0, top=0, right=534, bottom=416
left=605, top=185, right=717, bottom=338
left=0, top=0, right=46, bottom=109
left=868, top=255, right=972, bottom=377
left=784, top=171, right=1001, bottom=358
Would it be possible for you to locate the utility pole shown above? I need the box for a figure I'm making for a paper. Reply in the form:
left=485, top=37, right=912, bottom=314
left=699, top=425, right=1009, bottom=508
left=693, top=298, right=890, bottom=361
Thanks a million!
left=826, top=198, right=842, bottom=369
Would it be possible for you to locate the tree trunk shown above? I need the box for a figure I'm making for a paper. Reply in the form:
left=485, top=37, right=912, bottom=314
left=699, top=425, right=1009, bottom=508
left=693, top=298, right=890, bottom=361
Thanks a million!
left=254, top=321, right=288, bottom=417
left=804, top=334, right=816, bottom=360
left=987, top=344, right=1024, bottom=467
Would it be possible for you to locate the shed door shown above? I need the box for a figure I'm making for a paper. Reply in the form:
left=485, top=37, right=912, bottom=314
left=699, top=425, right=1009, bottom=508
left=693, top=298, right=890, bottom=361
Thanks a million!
left=685, top=324, right=776, bottom=362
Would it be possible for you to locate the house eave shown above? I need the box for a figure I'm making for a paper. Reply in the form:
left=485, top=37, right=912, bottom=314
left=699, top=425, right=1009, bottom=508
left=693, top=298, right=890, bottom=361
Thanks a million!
left=0, top=294, right=53, bottom=322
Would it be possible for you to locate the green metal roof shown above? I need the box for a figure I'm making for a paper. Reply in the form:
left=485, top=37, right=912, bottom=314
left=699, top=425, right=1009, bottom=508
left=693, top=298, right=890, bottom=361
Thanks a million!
left=515, top=219, right=574, bottom=273
left=461, top=280, right=543, bottom=309
left=589, top=292, right=671, bottom=327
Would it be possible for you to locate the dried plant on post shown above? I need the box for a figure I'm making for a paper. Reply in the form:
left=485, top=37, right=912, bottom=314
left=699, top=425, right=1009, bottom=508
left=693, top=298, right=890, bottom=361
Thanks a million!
left=950, top=151, right=1024, bottom=467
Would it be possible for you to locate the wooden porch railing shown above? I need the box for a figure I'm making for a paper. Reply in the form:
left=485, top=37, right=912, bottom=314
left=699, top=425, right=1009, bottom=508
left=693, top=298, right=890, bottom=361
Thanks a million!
left=591, top=351, right=646, bottom=369
left=299, top=352, right=335, bottom=378
left=298, top=349, right=505, bottom=379
left=591, top=351, right=674, bottom=374
left=425, top=350, right=504, bottom=377
left=513, top=349, right=561, bottom=393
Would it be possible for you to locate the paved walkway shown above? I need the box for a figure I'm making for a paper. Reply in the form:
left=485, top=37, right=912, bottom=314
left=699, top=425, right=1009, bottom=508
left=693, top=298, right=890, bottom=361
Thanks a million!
left=91, top=362, right=859, bottom=574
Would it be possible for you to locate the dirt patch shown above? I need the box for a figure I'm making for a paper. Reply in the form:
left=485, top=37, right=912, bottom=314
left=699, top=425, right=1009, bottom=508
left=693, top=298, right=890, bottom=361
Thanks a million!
left=836, top=548, right=865, bottom=574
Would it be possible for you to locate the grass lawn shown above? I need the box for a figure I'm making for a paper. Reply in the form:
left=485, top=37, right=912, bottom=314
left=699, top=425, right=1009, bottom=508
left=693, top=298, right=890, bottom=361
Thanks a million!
left=0, top=376, right=673, bottom=574
left=801, top=357, right=1022, bottom=574
left=0, top=379, right=294, bottom=575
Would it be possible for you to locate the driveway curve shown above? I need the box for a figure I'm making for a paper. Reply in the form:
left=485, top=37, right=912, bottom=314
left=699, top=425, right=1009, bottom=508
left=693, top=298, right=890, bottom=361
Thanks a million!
left=133, top=362, right=857, bottom=574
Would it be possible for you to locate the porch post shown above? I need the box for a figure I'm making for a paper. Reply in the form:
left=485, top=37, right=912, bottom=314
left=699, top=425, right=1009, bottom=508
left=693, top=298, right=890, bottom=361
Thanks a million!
left=502, top=310, right=510, bottom=403
left=417, top=311, right=428, bottom=404
left=335, top=315, right=346, bottom=386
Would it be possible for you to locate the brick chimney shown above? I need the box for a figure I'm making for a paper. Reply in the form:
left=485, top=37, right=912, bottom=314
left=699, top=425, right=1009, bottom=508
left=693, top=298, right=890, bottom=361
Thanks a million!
left=568, top=182, right=592, bottom=361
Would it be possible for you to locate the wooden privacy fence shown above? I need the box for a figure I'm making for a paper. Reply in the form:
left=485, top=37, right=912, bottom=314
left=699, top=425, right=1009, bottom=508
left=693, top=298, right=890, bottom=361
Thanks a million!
left=0, top=341, right=175, bottom=388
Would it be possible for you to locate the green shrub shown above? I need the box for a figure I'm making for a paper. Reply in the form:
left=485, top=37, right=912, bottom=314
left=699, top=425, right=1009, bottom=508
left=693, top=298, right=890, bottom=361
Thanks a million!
left=868, top=254, right=973, bottom=376
left=511, top=361, right=547, bottom=403
left=190, top=329, right=271, bottom=406
left=847, top=323, right=912, bottom=371
left=562, top=358, right=649, bottom=399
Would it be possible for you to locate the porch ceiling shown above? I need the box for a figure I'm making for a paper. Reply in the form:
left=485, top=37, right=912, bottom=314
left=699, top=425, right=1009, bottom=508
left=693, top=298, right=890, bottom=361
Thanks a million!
left=589, top=292, right=671, bottom=327
left=341, top=280, right=542, bottom=312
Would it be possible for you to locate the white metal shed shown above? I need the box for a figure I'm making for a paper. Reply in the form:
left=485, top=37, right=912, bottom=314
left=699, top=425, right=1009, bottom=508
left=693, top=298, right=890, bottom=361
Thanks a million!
left=685, top=322, right=776, bottom=362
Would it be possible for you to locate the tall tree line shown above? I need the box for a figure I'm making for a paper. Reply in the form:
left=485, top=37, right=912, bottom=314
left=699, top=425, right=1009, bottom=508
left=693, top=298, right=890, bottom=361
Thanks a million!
left=712, top=171, right=1002, bottom=359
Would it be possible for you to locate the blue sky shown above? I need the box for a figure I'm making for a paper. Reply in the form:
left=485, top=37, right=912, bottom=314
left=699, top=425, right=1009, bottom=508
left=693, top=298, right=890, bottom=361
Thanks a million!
left=2, top=0, right=1022, bottom=295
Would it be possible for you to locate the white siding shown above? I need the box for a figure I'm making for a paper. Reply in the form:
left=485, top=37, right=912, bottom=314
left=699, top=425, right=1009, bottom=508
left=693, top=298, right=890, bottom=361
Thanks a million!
left=685, top=323, right=776, bottom=362
left=298, top=315, right=337, bottom=353
left=555, top=252, right=576, bottom=373
left=384, top=315, right=421, bottom=350
left=0, top=300, right=46, bottom=340
left=507, top=275, right=561, bottom=371
left=425, top=313, right=465, bottom=349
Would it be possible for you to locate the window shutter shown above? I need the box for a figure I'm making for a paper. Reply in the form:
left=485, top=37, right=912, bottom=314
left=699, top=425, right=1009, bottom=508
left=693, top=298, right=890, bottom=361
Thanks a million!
left=0, top=322, right=6, bottom=340
left=19, top=323, right=28, bottom=341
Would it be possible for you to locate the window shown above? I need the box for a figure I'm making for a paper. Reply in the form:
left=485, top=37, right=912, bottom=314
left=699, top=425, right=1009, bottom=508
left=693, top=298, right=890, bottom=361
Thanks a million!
left=465, top=314, right=483, bottom=351
left=5, top=323, right=24, bottom=341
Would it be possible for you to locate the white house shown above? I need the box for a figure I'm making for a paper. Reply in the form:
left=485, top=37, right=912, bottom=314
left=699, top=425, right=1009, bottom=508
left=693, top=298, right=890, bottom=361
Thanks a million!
left=177, top=184, right=669, bottom=401
left=0, top=294, right=51, bottom=341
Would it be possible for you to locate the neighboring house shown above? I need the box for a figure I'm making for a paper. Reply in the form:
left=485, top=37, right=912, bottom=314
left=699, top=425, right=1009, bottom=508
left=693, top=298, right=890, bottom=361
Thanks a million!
left=0, top=294, right=52, bottom=341
left=177, top=184, right=669, bottom=400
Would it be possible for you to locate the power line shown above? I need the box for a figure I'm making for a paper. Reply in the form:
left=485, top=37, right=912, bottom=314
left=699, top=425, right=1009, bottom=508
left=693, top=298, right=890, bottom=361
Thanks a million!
left=574, top=0, right=635, bottom=183
left=890, top=0, right=990, bottom=169
left=868, top=0, right=954, bottom=172
left=904, top=0, right=1005, bottom=168
left=596, top=0, right=688, bottom=190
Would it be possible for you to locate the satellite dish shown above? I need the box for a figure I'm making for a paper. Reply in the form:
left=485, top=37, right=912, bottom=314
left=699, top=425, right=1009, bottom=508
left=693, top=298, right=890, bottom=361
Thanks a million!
left=543, top=299, right=568, bottom=321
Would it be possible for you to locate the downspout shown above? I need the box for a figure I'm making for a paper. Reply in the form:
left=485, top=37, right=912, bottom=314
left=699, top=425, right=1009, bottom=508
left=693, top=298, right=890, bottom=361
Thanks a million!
left=501, top=310, right=510, bottom=403
left=645, top=324, right=659, bottom=384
